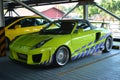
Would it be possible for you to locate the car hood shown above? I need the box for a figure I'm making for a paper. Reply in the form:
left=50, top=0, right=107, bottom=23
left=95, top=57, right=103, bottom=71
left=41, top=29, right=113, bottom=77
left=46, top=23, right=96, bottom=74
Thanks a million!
left=13, top=33, right=54, bottom=47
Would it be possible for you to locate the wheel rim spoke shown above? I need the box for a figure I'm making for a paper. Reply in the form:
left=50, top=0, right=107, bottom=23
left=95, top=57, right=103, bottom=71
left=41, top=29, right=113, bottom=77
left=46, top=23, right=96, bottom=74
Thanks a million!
left=56, top=47, right=69, bottom=66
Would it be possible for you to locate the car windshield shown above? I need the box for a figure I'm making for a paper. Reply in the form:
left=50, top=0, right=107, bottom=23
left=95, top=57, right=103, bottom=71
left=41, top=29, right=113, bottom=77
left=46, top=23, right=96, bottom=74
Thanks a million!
left=5, top=17, right=21, bottom=26
left=39, top=20, right=75, bottom=35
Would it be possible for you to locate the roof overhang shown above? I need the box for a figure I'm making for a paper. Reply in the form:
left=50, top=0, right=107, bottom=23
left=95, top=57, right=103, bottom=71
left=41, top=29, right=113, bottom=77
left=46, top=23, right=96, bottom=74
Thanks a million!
left=3, top=0, right=95, bottom=9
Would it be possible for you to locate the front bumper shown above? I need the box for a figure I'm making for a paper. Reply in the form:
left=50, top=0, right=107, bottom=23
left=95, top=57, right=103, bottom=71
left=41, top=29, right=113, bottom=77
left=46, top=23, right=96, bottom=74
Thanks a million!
left=9, top=47, right=56, bottom=65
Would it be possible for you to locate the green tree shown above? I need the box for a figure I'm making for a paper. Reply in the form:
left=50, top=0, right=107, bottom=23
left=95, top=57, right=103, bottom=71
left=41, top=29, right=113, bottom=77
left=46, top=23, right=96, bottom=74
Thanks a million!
left=89, top=5, right=99, bottom=17
left=74, top=6, right=83, bottom=18
left=59, top=0, right=120, bottom=19
left=100, top=0, right=120, bottom=17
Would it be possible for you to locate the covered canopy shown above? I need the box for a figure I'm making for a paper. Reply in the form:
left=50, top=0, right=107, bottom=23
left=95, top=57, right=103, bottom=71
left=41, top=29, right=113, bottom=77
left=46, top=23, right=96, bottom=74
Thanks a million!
left=3, top=0, right=94, bottom=8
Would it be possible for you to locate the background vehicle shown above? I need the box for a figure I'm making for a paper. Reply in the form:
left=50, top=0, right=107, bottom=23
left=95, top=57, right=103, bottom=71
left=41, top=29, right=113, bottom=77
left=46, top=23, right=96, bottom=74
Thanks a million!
left=9, top=19, right=113, bottom=66
left=5, top=16, right=49, bottom=48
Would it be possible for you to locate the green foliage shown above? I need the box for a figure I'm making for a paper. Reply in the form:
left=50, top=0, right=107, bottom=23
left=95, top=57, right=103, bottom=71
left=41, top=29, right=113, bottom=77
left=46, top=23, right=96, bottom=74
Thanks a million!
left=74, top=6, right=83, bottom=18
left=60, top=0, right=120, bottom=19
left=88, top=5, right=99, bottom=16
left=100, top=0, right=120, bottom=17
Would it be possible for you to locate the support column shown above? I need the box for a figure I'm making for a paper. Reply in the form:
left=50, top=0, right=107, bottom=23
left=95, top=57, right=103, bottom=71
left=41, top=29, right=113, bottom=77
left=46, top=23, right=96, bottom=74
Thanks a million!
left=0, top=0, right=6, bottom=56
left=83, top=5, right=88, bottom=20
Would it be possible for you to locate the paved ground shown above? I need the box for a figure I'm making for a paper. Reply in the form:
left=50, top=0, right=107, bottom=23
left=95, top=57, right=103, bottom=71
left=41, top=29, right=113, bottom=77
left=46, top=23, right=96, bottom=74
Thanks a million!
left=0, top=49, right=120, bottom=80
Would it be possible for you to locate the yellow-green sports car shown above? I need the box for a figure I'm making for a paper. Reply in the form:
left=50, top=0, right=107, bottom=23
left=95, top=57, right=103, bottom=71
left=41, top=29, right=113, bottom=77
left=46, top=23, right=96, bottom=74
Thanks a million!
left=9, top=19, right=113, bottom=66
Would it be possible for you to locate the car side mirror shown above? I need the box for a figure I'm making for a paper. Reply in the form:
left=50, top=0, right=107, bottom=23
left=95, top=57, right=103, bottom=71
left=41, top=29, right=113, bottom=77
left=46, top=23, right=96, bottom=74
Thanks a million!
left=74, top=27, right=83, bottom=34
left=15, top=25, right=21, bottom=29
left=78, top=28, right=83, bottom=33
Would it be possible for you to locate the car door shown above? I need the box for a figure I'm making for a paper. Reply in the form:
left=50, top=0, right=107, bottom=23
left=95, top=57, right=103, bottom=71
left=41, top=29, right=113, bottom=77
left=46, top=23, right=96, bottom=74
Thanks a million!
left=71, top=21, right=96, bottom=56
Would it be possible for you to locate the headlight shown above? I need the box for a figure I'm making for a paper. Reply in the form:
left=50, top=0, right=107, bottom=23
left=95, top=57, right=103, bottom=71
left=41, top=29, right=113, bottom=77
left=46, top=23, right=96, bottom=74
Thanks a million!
left=31, top=38, right=52, bottom=49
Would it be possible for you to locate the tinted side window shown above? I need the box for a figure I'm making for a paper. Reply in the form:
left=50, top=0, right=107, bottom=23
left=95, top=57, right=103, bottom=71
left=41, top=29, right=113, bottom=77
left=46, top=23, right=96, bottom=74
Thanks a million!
left=20, top=18, right=35, bottom=27
left=35, top=18, right=48, bottom=26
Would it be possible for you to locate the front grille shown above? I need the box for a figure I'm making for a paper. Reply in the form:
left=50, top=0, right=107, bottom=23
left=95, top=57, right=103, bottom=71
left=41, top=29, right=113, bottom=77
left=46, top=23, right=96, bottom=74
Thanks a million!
left=17, top=53, right=27, bottom=61
left=32, top=54, right=42, bottom=63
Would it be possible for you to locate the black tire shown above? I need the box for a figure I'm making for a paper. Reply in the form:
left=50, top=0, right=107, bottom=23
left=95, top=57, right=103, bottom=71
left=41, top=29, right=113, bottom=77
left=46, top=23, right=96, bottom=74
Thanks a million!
left=103, top=36, right=113, bottom=53
left=53, top=46, right=70, bottom=66
left=5, top=38, right=10, bottom=50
